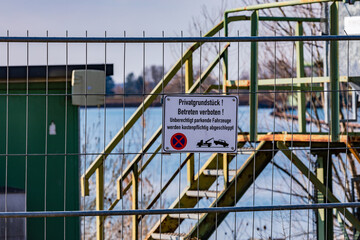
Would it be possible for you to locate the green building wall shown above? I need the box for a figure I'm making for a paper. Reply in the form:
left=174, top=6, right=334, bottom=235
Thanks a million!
left=0, top=81, right=80, bottom=239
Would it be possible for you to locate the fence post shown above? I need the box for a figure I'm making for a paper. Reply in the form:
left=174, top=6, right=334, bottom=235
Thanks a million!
left=330, top=1, right=339, bottom=142
left=250, top=10, right=259, bottom=142
left=132, top=165, right=139, bottom=240
left=296, top=21, right=306, bottom=133
left=96, top=163, right=104, bottom=240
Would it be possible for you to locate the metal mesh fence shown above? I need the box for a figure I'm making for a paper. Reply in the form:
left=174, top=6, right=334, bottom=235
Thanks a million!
left=1, top=22, right=360, bottom=240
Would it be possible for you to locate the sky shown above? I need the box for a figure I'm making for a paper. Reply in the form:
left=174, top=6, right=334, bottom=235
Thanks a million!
left=0, top=0, right=222, bottom=36
left=0, top=0, right=241, bottom=83
left=3, top=1, right=357, bottom=82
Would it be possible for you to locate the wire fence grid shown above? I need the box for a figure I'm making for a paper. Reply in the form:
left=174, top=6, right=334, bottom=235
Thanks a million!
left=0, top=33, right=360, bottom=240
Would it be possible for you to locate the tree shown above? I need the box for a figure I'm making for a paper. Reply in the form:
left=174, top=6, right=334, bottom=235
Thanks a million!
left=124, top=72, right=144, bottom=95
left=106, top=76, right=115, bottom=96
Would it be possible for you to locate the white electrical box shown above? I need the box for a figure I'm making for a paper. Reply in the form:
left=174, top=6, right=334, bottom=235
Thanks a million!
left=71, top=69, right=106, bottom=106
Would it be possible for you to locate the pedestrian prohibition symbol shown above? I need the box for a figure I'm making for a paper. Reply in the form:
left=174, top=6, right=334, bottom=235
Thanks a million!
left=170, top=133, right=187, bottom=150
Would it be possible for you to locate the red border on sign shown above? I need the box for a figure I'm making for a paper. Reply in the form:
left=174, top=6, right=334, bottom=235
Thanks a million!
left=170, top=133, right=187, bottom=150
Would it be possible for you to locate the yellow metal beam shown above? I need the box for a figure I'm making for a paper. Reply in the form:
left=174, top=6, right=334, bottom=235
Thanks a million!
left=238, top=133, right=360, bottom=143
left=96, top=163, right=104, bottom=240
left=185, top=55, right=195, bottom=186
left=227, top=76, right=349, bottom=87
left=347, top=142, right=360, bottom=165
left=132, top=165, right=139, bottom=240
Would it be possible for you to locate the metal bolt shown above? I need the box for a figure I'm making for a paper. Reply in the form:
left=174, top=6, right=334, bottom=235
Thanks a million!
left=233, top=98, right=235, bottom=102
left=166, top=147, right=169, bottom=149
left=167, top=98, right=170, bottom=101
left=231, top=147, right=234, bottom=150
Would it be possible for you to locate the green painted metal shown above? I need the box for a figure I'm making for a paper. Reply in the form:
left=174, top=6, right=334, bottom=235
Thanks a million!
left=82, top=0, right=340, bottom=199
left=259, top=16, right=325, bottom=22
left=330, top=2, right=340, bottom=142
left=277, top=142, right=360, bottom=232
left=226, top=0, right=338, bottom=14
left=315, top=151, right=333, bottom=240
left=249, top=10, right=259, bottom=142
left=227, top=15, right=324, bottom=24
left=79, top=1, right=355, bottom=239
left=187, top=142, right=275, bottom=239
left=296, top=22, right=307, bottom=133
left=0, top=82, right=79, bottom=240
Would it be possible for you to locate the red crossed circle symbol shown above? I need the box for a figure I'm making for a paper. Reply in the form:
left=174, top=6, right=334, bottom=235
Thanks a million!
left=170, top=133, right=187, bottom=150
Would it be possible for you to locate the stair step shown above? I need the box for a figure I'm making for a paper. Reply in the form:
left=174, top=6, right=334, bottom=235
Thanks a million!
left=151, top=233, right=186, bottom=240
left=168, top=213, right=202, bottom=220
left=203, top=169, right=237, bottom=176
left=239, top=147, right=256, bottom=154
left=186, top=190, right=220, bottom=198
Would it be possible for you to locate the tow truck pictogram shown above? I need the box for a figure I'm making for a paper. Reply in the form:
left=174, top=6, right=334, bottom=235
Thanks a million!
left=197, top=138, right=229, bottom=148
left=197, top=138, right=213, bottom=148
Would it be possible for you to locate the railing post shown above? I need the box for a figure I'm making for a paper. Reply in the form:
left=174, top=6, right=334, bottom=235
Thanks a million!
left=223, top=12, right=229, bottom=95
left=132, top=165, right=139, bottom=240
left=250, top=10, right=259, bottom=142
left=96, top=163, right=104, bottom=240
left=315, top=151, right=333, bottom=240
left=222, top=15, right=229, bottom=187
left=330, top=1, right=339, bottom=142
left=296, top=21, right=306, bottom=133
left=185, top=55, right=195, bottom=186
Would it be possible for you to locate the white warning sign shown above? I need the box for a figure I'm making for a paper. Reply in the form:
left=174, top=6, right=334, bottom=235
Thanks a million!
left=162, top=95, right=238, bottom=153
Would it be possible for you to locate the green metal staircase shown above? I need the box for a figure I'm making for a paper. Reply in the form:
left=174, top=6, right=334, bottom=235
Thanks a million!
left=146, top=141, right=275, bottom=240
left=78, top=1, right=360, bottom=239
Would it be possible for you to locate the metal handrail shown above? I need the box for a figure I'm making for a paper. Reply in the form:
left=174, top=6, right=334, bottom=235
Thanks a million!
left=80, top=18, right=230, bottom=196
left=225, top=0, right=338, bottom=14
left=3, top=201, right=360, bottom=218
left=4, top=35, right=360, bottom=43
left=106, top=44, right=230, bottom=211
